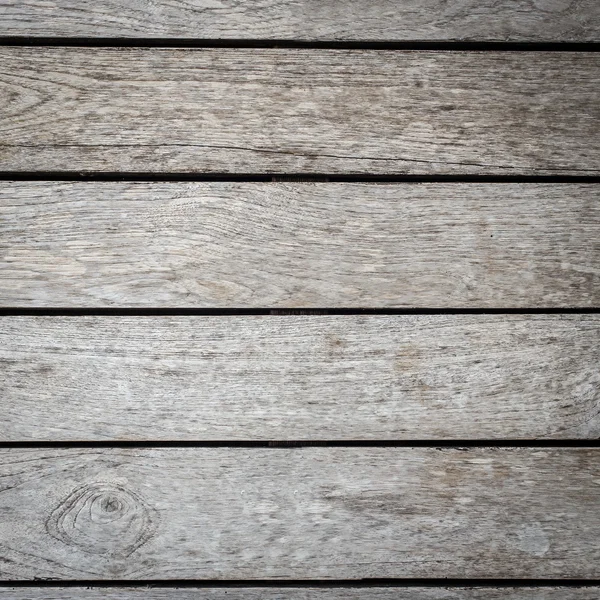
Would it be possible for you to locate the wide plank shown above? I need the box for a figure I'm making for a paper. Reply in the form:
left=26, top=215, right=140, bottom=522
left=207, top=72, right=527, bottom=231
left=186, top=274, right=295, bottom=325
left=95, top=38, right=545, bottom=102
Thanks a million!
left=1, top=315, right=599, bottom=441
left=2, top=182, right=599, bottom=307
left=1, top=588, right=599, bottom=600
left=0, top=0, right=598, bottom=41
left=0, top=49, right=598, bottom=174
left=0, top=447, right=598, bottom=579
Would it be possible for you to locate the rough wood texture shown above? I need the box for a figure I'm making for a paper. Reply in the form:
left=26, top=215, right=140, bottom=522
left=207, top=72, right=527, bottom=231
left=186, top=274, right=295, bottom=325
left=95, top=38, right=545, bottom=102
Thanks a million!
left=2, top=182, right=599, bottom=307
left=1, top=315, right=599, bottom=441
left=1, top=448, right=599, bottom=579
left=0, top=49, right=598, bottom=175
left=1, top=588, right=599, bottom=600
left=0, top=0, right=598, bottom=41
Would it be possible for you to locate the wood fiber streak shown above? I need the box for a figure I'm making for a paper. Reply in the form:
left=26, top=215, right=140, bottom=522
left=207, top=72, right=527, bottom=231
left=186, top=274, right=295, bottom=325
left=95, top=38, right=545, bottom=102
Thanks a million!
left=1, top=588, right=600, bottom=600
left=1, top=182, right=599, bottom=307
left=0, top=0, right=598, bottom=41
left=0, top=49, right=598, bottom=174
left=0, top=448, right=598, bottom=579
left=1, top=315, right=599, bottom=441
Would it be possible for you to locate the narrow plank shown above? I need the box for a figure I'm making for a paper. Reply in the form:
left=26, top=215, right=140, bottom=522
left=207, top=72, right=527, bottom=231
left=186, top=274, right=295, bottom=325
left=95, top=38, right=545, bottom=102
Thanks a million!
left=0, top=49, right=598, bottom=174
left=0, top=0, right=599, bottom=41
left=2, top=588, right=599, bottom=600
left=1, top=448, right=598, bottom=579
left=1, top=315, right=599, bottom=441
left=2, top=182, right=599, bottom=307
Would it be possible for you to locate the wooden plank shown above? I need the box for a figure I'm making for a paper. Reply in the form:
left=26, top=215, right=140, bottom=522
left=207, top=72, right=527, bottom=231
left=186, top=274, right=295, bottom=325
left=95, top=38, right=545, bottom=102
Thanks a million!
left=1, top=315, right=599, bottom=441
left=0, top=448, right=598, bottom=579
left=0, top=49, right=598, bottom=175
left=1, top=588, right=599, bottom=600
left=2, top=182, right=599, bottom=307
left=0, top=0, right=599, bottom=41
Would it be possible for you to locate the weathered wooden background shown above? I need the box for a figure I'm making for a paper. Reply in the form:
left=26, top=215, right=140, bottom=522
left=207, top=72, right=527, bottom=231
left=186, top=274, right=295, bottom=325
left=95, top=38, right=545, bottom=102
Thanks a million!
left=0, top=1, right=599, bottom=598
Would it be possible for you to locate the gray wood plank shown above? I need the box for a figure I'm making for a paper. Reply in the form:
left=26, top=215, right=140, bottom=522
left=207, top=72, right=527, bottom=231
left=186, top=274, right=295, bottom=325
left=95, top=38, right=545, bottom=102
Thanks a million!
left=0, top=49, right=598, bottom=175
left=0, top=0, right=598, bottom=41
left=1, top=182, right=599, bottom=307
left=1, top=315, right=599, bottom=441
left=2, top=588, right=599, bottom=600
left=0, top=448, right=598, bottom=579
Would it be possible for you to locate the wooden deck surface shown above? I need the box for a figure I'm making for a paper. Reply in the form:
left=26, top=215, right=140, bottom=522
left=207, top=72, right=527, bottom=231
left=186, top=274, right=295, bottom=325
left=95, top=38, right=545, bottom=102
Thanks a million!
left=0, top=0, right=598, bottom=597
left=1, top=315, right=598, bottom=440
left=1, top=182, right=598, bottom=307
left=0, top=49, right=598, bottom=174
left=1, top=0, right=599, bottom=41
left=1, top=447, right=599, bottom=579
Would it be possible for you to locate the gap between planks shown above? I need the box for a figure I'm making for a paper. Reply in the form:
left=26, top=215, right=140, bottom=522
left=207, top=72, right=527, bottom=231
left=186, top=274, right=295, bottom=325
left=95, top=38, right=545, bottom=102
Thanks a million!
left=2, top=174, right=600, bottom=183
left=1, top=40, right=600, bottom=51
left=1, top=309, right=600, bottom=316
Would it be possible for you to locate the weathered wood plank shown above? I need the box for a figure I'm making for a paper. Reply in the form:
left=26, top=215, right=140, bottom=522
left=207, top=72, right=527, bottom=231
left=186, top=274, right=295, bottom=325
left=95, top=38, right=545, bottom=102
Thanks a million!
left=0, top=49, right=598, bottom=175
left=1, top=315, right=599, bottom=441
left=2, top=182, right=599, bottom=307
left=0, top=448, right=598, bottom=579
left=0, top=0, right=598, bottom=41
left=1, top=588, right=599, bottom=600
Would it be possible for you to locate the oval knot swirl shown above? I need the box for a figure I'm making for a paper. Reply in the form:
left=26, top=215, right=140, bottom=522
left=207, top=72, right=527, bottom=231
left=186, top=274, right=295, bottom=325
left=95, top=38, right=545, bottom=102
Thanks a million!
left=46, top=482, right=158, bottom=557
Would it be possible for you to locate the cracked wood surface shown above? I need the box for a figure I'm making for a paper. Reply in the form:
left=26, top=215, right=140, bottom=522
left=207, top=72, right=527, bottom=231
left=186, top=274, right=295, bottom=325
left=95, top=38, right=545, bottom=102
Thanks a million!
left=0, top=49, right=598, bottom=174
left=0, top=447, right=599, bottom=579
left=0, top=0, right=599, bottom=41
left=2, top=182, right=599, bottom=308
left=1, top=315, right=599, bottom=441
left=2, top=589, right=600, bottom=600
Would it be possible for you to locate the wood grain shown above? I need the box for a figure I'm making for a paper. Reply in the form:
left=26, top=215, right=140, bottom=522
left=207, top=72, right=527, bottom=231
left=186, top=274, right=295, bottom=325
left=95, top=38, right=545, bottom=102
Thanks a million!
left=0, top=49, right=598, bottom=174
left=0, top=0, right=598, bottom=41
left=1, top=315, right=599, bottom=441
left=1, top=588, right=599, bottom=600
left=0, top=447, right=599, bottom=579
left=2, top=182, right=599, bottom=307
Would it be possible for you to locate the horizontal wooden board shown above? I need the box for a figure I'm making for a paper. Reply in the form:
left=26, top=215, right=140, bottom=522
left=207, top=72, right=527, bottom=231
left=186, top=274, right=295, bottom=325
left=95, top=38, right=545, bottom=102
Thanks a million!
left=2, top=182, right=599, bottom=307
left=0, top=49, right=598, bottom=174
left=1, top=448, right=599, bottom=579
left=0, top=0, right=599, bottom=41
left=1, top=315, right=599, bottom=441
left=1, top=588, right=599, bottom=600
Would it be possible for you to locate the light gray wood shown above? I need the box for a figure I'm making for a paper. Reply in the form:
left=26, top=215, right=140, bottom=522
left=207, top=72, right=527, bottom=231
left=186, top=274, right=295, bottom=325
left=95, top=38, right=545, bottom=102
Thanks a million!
left=0, top=49, right=598, bottom=175
left=2, top=182, right=599, bottom=307
left=1, top=588, right=599, bottom=600
left=0, top=0, right=599, bottom=41
left=0, top=448, right=599, bottom=579
left=1, top=315, right=599, bottom=441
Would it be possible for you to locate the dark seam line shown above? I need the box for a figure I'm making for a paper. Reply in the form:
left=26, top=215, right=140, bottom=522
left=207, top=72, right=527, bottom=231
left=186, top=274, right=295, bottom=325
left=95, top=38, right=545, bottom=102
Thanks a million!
left=1, top=173, right=600, bottom=183
left=0, top=441, right=598, bottom=448
left=0, top=38, right=599, bottom=51
left=0, top=308, right=599, bottom=316
left=2, top=579, right=600, bottom=587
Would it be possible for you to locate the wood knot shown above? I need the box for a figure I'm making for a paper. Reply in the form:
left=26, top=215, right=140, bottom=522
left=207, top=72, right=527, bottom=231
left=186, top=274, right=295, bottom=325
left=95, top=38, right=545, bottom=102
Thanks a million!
left=46, top=482, right=158, bottom=557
